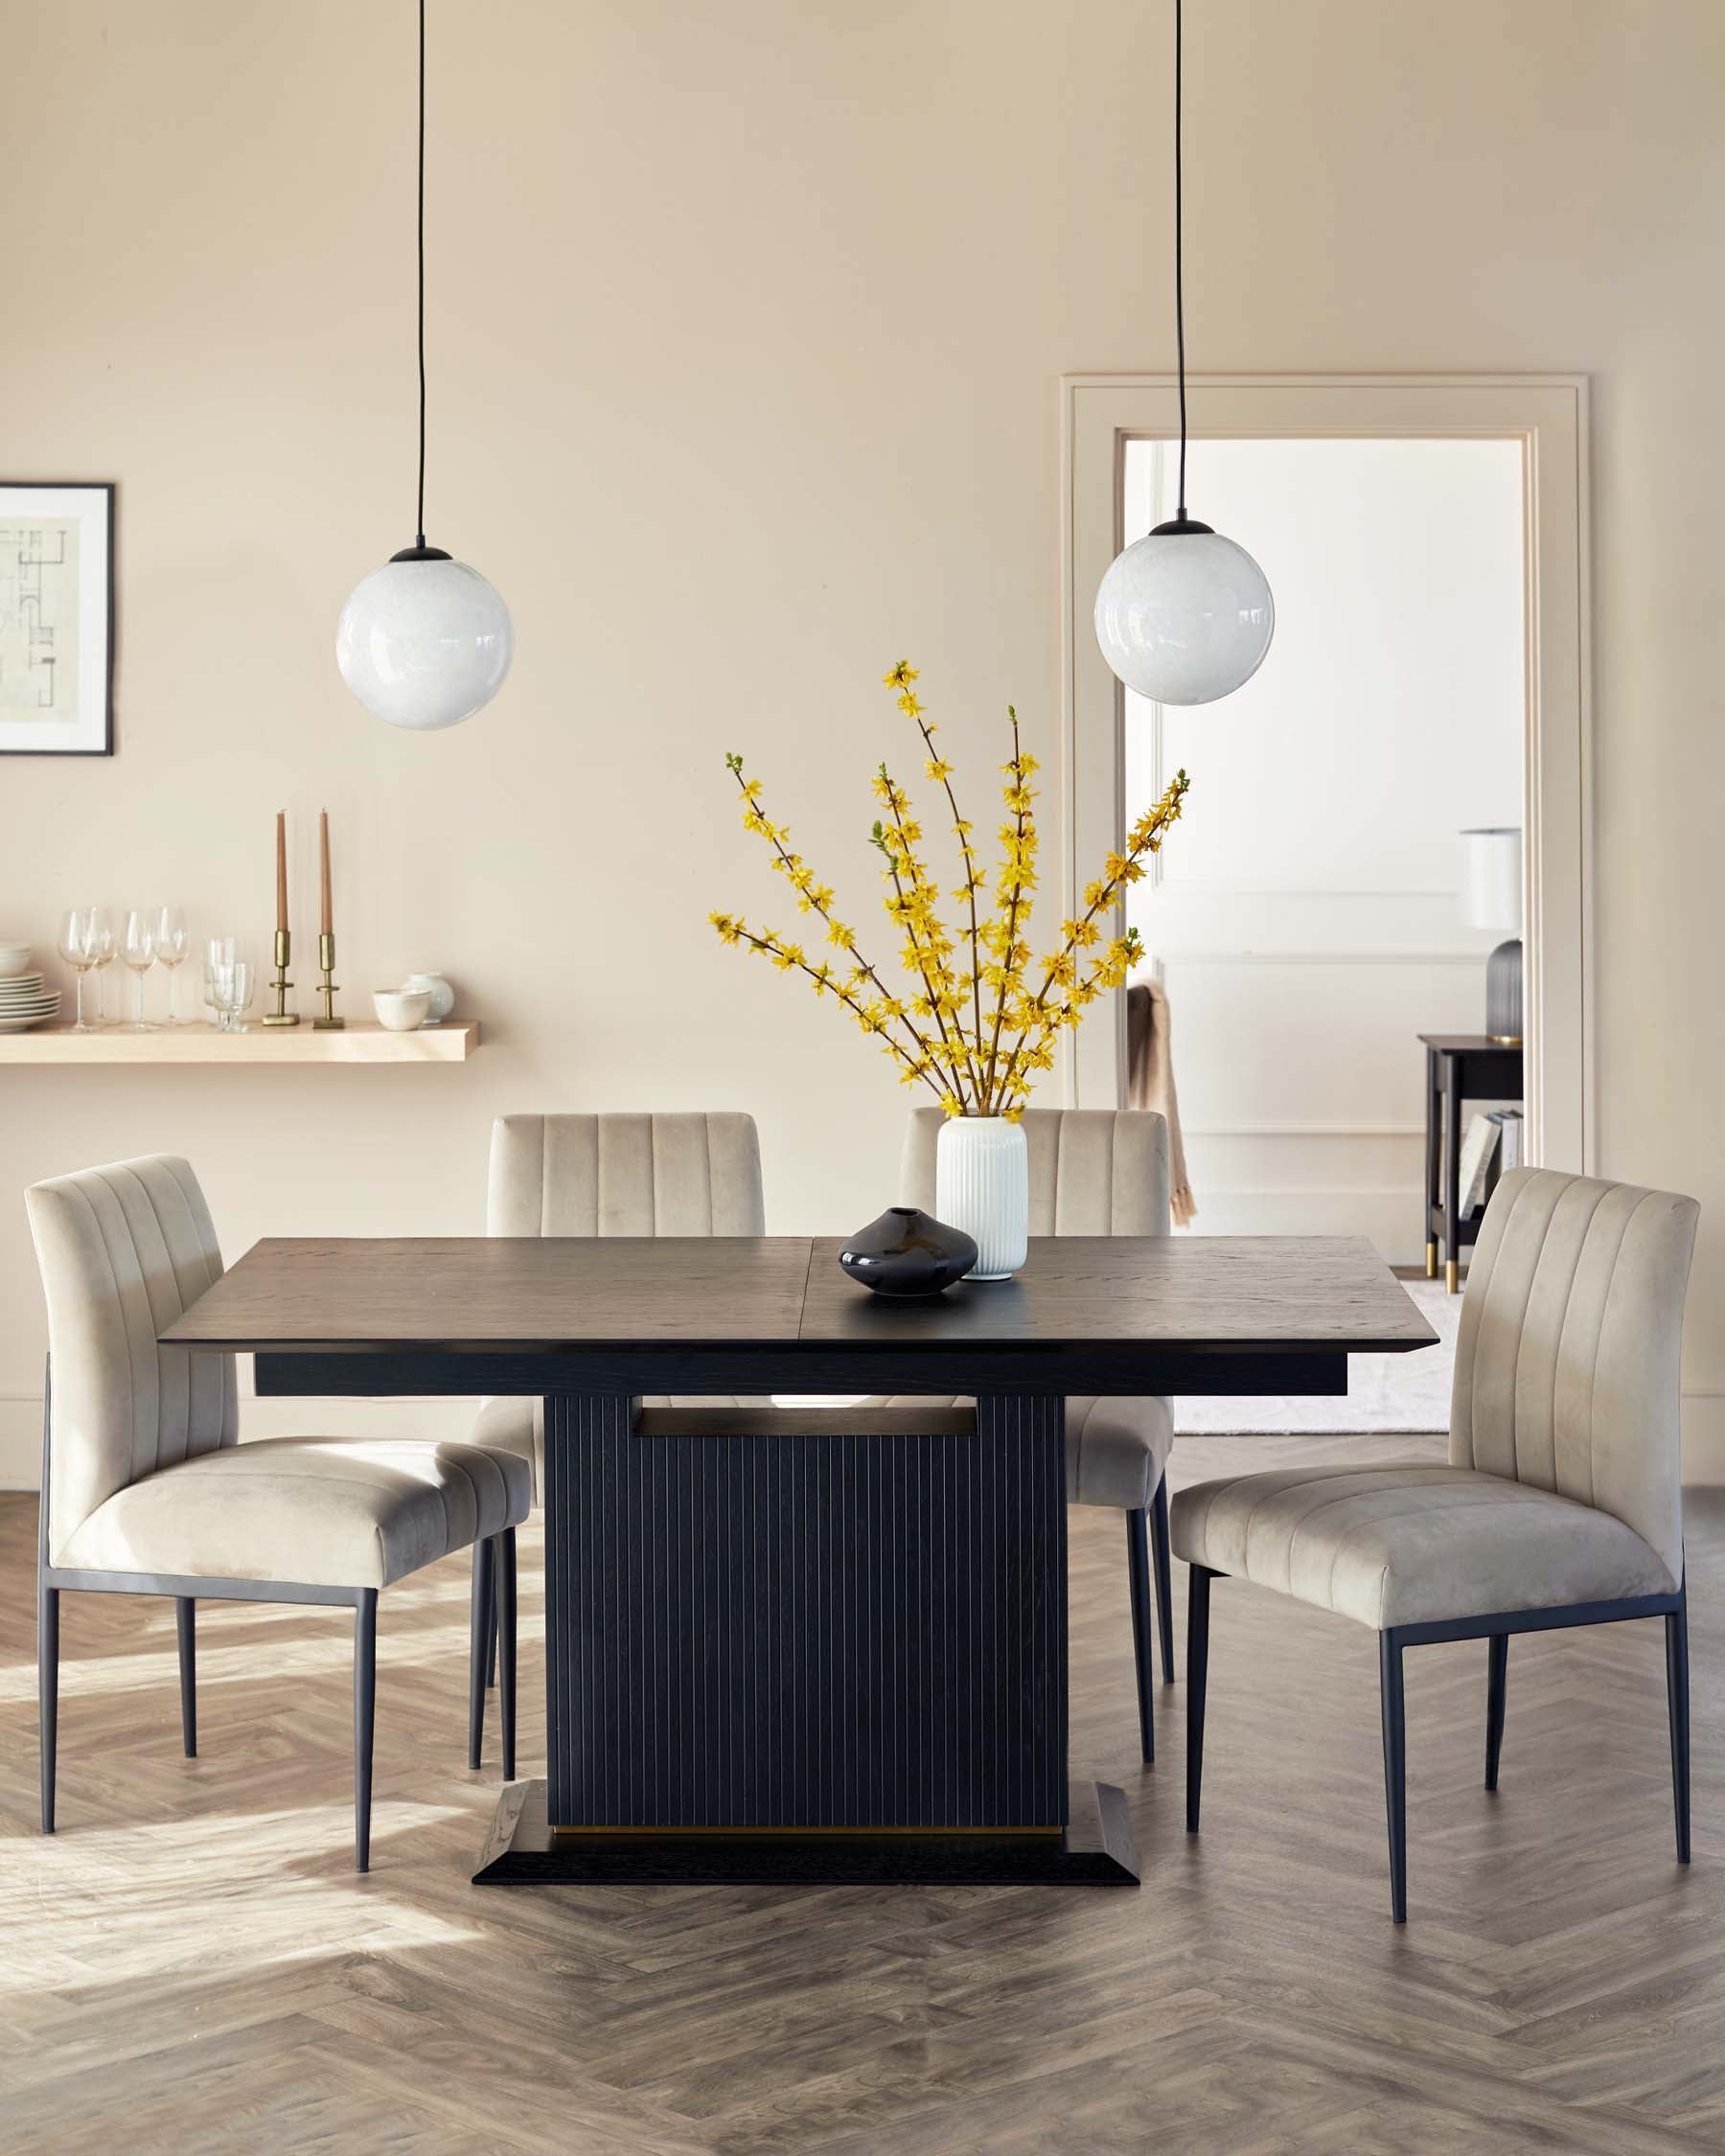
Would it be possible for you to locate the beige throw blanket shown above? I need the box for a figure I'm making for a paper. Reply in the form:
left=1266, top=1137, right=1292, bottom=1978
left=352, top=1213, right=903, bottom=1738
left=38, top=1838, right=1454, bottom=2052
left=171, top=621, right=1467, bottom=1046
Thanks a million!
left=1126, top=978, right=1196, bottom=1227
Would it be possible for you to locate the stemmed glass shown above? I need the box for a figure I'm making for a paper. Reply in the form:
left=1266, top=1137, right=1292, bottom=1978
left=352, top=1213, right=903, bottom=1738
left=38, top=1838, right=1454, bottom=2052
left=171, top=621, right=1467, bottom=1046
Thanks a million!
left=155, top=907, right=190, bottom=1024
left=91, top=914, right=118, bottom=1022
left=210, top=959, right=256, bottom=1034
left=58, top=907, right=112, bottom=1033
left=121, top=909, right=157, bottom=1031
left=203, top=936, right=243, bottom=1026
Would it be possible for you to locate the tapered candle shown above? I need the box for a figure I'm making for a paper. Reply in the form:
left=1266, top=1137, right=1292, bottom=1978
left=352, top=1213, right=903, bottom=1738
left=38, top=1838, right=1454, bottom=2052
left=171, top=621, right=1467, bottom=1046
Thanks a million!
left=275, top=811, right=288, bottom=933
left=319, top=809, right=333, bottom=936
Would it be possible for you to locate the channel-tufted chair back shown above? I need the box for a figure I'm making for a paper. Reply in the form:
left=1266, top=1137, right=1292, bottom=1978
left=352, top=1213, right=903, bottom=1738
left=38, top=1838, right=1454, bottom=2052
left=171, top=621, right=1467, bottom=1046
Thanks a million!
left=26, top=1156, right=239, bottom=1562
left=1451, top=1167, right=1699, bottom=1583
left=486, top=1113, right=766, bottom=1238
left=901, top=1107, right=1171, bottom=1239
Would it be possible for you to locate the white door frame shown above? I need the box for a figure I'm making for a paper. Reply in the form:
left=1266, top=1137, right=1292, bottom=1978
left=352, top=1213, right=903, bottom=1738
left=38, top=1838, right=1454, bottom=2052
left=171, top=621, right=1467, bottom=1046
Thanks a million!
left=1059, top=373, right=1594, bottom=1174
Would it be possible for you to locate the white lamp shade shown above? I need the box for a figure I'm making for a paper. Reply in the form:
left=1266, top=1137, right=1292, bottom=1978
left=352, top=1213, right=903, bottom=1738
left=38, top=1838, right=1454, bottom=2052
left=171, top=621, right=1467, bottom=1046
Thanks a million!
left=1460, top=826, right=1522, bottom=932
left=1094, top=526, right=1275, bottom=705
left=336, top=556, right=514, bottom=731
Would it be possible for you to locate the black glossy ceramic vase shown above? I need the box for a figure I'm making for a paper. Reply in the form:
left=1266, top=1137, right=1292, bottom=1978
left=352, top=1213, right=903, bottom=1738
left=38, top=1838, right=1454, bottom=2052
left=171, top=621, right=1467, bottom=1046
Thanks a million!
left=838, top=1206, right=978, bottom=1298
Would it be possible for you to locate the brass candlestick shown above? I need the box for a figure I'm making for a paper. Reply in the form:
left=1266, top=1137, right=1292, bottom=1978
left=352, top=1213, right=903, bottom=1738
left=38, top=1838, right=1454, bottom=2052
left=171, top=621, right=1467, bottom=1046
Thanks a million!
left=262, top=928, right=299, bottom=1026
left=313, top=930, right=345, bottom=1028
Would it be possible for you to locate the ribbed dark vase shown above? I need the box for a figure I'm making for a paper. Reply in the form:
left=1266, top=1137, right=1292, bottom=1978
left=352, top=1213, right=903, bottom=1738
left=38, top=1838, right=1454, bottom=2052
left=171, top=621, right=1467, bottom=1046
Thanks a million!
left=838, top=1206, right=978, bottom=1297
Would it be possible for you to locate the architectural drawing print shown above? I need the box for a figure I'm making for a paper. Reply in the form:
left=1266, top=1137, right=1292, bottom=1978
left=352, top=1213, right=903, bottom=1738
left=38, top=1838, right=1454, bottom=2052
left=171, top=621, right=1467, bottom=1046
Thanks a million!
left=0, top=518, right=80, bottom=722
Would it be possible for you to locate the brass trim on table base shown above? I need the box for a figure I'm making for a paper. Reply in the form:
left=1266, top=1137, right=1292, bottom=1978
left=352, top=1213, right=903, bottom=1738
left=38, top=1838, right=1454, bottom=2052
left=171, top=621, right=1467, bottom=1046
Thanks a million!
left=548, top=1823, right=1065, bottom=1839
left=474, top=1779, right=1138, bottom=1886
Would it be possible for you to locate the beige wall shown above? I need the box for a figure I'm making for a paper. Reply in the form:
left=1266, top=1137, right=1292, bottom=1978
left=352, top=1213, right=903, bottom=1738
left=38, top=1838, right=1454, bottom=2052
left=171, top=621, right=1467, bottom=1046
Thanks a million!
left=4, top=0, right=1724, bottom=1478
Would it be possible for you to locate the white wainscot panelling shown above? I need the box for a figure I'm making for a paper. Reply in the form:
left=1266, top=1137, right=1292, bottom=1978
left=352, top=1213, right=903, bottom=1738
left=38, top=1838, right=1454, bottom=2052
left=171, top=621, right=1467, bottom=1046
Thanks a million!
left=1160, top=951, right=1486, bottom=1131
left=1136, top=885, right=1504, bottom=959
left=1179, top=1129, right=1425, bottom=1265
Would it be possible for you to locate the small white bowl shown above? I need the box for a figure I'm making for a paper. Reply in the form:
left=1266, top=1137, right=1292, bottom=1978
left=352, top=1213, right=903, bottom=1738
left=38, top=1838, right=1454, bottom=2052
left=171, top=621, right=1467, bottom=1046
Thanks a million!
left=0, top=942, right=33, bottom=977
left=372, top=988, right=431, bottom=1033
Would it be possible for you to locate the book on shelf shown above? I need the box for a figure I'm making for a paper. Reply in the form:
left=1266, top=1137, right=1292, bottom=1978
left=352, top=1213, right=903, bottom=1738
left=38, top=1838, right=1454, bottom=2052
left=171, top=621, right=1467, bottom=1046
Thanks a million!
left=1487, top=1107, right=1524, bottom=1174
left=1458, top=1112, right=1501, bottom=1218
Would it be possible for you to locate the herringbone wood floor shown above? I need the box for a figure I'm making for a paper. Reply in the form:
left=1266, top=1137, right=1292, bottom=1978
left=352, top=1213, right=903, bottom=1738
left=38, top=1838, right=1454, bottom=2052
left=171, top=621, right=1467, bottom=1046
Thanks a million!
left=2, top=1435, right=1721, bottom=2154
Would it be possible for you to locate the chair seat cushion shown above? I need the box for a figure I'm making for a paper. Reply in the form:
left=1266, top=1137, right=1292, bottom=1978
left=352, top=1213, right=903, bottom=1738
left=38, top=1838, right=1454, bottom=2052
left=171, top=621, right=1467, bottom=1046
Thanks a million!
left=1170, top=1463, right=1678, bottom=1631
left=57, top=1435, right=531, bottom=1590
left=472, top=1392, right=1172, bottom=1512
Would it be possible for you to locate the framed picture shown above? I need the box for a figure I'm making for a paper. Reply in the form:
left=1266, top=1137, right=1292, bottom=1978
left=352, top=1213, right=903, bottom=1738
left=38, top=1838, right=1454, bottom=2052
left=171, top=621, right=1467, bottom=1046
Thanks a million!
left=0, top=482, right=114, bottom=756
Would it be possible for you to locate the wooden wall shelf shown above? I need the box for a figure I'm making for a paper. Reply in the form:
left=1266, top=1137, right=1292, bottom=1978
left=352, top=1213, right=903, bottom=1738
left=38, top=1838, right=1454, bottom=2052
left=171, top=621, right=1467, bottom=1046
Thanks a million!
left=0, top=1021, right=479, bottom=1065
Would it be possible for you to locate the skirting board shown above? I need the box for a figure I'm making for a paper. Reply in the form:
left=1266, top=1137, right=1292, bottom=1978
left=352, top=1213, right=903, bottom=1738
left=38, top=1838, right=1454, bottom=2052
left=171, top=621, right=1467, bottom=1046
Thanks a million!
left=6, top=1389, right=1725, bottom=1490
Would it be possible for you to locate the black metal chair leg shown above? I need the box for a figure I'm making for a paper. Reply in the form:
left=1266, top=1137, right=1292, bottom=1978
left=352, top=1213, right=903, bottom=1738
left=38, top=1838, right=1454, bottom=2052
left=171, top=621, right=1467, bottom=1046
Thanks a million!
left=1124, top=1507, right=1155, bottom=1763
left=468, top=1537, right=494, bottom=1770
left=485, top=1581, right=498, bottom=1691
left=1667, top=1587, right=1690, bottom=1865
left=355, top=1589, right=378, bottom=1873
left=1484, top=1633, right=1507, bottom=1790
left=1151, top=1477, right=1176, bottom=1686
left=1380, top=1630, right=1408, bottom=1923
left=38, top=1575, right=58, bottom=1834
left=176, top=1596, right=197, bottom=1757
left=497, top=1529, right=518, bottom=1782
left=1185, top=1564, right=1212, bottom=1832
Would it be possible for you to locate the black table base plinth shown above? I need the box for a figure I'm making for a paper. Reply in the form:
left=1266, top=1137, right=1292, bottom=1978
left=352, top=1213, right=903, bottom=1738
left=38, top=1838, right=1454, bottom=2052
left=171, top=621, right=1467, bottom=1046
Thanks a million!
left=472, top=1778, right=1138, bottom=1887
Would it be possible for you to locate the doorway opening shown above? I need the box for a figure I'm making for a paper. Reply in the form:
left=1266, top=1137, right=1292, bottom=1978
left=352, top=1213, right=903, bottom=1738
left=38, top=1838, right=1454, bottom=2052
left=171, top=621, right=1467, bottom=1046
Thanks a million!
left=1123, top=433, right=1525, bottom=1268
left=1062, top=375, right=1592, bottom=1432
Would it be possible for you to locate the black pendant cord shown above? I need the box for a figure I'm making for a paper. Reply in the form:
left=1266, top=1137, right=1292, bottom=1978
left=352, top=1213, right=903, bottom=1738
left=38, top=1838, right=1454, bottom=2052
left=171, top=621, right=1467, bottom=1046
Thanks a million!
left=415, top=0, right=427, bottom=550
left=1173, top=0, right=1187, bottom=520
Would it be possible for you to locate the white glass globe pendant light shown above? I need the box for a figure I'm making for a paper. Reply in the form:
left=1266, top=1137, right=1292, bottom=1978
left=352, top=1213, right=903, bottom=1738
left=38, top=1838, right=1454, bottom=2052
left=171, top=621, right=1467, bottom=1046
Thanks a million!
left=1093, top=0, right=1274, bottom=706
left=336, top=0, right=513, bottom=731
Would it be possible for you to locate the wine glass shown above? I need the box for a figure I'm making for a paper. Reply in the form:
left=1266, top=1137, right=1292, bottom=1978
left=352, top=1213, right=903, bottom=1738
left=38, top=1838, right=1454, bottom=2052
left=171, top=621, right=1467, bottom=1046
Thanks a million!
left=155, top=907, right=190, bottom=1024
left=121, top=909, right=157, bottom=1032
left=210, top=958, right=255, bottom=1034
left=89, top=910, right=117, bottom=1022
left=57, top=907, right=110, bottom=1033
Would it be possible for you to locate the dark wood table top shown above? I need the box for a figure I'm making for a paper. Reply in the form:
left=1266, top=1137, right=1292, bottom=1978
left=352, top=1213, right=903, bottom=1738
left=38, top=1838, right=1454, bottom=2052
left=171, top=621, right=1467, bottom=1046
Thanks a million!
left=163, top=1234, right=1436, bottom=1400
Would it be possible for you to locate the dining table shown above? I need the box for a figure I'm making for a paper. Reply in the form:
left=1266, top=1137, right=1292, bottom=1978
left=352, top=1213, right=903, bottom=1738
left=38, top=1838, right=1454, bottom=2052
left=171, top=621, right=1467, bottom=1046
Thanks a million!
left=160, top=1231, right=1436, bottom=1888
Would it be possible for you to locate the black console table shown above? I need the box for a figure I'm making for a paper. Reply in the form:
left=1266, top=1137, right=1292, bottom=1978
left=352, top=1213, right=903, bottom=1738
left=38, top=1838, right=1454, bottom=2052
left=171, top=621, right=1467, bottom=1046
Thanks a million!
left=1419, top=1034, right=1525, bottom=1293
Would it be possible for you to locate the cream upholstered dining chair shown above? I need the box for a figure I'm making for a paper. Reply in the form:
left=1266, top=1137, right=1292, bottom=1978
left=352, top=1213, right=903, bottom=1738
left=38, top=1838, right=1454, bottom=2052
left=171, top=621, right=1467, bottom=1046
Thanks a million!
left=28, top=1156, right=531, bottom=1871
left=468, top=1112, right=767, bottom=1679
left=470, top=1112, right=767, bottom=1493
left=897, top=1106, right=1178, bottom=1763
left=1176, top=1167, right=1699, bottom=1923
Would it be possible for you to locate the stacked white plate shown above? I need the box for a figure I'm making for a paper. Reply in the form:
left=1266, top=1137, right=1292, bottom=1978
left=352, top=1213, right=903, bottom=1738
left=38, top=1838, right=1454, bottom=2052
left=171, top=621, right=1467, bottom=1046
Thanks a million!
left=0, top=972, right=61, bottom=1032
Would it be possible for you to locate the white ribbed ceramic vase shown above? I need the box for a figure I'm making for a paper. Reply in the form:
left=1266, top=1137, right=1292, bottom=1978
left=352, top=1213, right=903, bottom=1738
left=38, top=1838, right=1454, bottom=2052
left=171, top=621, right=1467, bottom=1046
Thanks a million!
left=935, top=1115, right=1028, bottom=1281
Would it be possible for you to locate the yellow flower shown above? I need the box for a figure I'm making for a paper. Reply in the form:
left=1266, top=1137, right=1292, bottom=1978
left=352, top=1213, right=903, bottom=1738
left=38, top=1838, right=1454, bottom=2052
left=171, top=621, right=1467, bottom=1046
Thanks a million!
left=714, top=678, right=1188, bottom=1121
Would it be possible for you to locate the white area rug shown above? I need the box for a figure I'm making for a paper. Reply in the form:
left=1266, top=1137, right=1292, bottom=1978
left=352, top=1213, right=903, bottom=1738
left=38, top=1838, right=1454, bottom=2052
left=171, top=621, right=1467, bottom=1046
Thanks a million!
left=1174, top=1277, right=1459, bottom=1436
